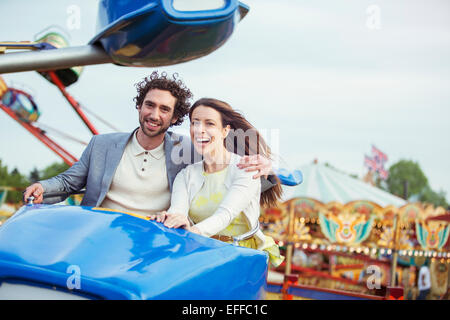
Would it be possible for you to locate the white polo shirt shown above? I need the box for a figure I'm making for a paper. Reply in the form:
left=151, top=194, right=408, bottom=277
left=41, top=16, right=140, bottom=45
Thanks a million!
left=100, top=131, right=170, bottom=216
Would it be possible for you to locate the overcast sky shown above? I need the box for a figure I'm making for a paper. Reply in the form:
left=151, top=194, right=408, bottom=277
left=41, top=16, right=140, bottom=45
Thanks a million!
left=0, top=0, right=449, bottom=200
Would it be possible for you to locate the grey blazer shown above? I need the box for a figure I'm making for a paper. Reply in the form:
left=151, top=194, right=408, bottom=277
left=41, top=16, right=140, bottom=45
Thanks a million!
left=40, top=129, right=276, bottom=206
left=40, top=129, right=193, bottom=206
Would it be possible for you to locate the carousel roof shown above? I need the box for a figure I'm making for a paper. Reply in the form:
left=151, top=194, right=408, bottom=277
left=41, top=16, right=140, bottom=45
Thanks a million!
left=282, top=161, right=407, bottom=207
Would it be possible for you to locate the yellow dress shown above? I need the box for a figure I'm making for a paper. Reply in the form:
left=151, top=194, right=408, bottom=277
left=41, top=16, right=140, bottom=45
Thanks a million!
left=189, top=167, right=284, bottom=267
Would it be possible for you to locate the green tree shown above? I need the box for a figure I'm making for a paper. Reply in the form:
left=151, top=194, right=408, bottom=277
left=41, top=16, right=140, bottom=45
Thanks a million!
left=7, top=168, right=29, bottom=203
left=387, top=160, right=428, bottom=199
left=386, top=159, right=448, bottom=208
left=29, top=167, right=41, bottom=183
left=420, top=186, right=448, bottom=208
left=0, top=161, right=30, bottom=203
left=40, top=162, right=70, bottom=180
left=0, top=159, right=70, bottom=204
left=0, top=160, right=8, bottom=184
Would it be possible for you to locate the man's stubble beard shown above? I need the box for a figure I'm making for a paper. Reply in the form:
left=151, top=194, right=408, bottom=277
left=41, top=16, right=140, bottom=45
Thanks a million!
left=139, top=117, right=172, bottom=139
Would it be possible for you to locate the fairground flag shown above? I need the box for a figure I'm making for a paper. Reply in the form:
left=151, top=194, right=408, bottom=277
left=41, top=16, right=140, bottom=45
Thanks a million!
left=372, top=145, right=388, bottom=164
left=378, top=167, right=389, bottom=180
left=364, top=155, right=378, bottom=172
left=364, top=146, right=389, bottom=180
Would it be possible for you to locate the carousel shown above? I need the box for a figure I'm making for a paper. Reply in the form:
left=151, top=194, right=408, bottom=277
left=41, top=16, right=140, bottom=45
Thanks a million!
left=262, top=160, right=450, bottom=300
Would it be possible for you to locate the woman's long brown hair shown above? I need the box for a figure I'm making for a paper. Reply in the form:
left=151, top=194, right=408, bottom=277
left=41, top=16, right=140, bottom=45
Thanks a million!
left=189, top=98, right=282, bottom=207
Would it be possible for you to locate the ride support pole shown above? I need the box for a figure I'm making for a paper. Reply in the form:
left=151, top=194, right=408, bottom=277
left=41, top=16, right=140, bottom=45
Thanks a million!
left=389, top=214, right=400, bottom=288
left=0, top=45, right=112, bottom=74
left=285, top=201, right=295, bottom=276
left=47, top=71, right=99, bottom=135
left=0, top=103, right=77, bottom=166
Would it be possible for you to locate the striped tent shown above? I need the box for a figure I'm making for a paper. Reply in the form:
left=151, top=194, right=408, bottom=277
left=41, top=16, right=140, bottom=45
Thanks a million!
left=281, top=161, right=407, bottom=207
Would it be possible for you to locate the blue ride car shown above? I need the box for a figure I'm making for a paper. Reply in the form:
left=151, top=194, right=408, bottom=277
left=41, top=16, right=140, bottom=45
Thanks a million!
left=0, top=204, right=268, bottom=300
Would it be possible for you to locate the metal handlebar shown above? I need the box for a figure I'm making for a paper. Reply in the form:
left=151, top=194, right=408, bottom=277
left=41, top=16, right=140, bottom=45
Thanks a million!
left=43, top=190, right=86, bottom=198
left=24, top=190, right=85, bottom=205
left=26, top=196, right=35, bottom=205
left=232, top=220, right=261, bottom=246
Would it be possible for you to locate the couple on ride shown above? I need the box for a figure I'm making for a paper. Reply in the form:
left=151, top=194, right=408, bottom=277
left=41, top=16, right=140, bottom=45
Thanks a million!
left=23, top=71, right=284, bottom=267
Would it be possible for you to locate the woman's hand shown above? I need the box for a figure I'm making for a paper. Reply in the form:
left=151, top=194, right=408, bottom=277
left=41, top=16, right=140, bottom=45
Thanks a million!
left=186, top=225, right=201, bottom=235
left=148, top=211, right=168, bottom=223
left=150, top=212, right=201, bottom=235
left=163, top=213, right=190, bottom=229
left=237, top=154, right=272, bottom=179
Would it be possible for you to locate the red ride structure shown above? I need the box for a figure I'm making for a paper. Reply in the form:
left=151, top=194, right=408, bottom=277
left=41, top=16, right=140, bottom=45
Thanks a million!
left=0, top=76, right=78, bottom=166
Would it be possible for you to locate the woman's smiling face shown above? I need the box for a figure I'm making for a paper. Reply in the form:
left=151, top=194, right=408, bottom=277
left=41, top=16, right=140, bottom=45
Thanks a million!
left=190, top=105, right=230, bottom=156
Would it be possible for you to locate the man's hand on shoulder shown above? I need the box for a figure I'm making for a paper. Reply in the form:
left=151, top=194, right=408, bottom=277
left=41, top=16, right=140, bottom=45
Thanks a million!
left=23, top=183, right=44, bottom=204
left=236, top=154, right=272, bottom=179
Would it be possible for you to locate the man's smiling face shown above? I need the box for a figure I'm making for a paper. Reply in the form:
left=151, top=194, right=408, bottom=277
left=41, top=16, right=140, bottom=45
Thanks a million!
left=138, top=88, right=178, bottom=139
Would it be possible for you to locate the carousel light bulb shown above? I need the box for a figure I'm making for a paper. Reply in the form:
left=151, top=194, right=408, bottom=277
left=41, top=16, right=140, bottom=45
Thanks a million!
left=302, top=243, right=308, bottom=250
left=356, top=248, right=362, bottom=254
left=380, top=249, right=386, bottom=255
left=311, top=244, right=318, bottom=250
left=279, top=241, right=284, bottom=246
left=387, top=249, right=392, bottom=255
left=364, top=248, right=370, bottom=255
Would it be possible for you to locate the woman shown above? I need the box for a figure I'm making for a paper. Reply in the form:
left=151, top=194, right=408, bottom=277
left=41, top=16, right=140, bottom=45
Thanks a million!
left=150, top=98, right=284, bottom=267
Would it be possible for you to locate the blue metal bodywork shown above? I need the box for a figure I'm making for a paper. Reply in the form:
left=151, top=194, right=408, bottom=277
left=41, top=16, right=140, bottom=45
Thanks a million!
left=275, top=169, right=303, bottom=186
left=0, top=205, right=268, bottom=299
left=90, top=0, right=249, bottom=67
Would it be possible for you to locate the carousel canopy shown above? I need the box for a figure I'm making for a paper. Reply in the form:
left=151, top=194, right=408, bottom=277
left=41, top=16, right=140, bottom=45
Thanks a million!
left=282, top=161, right=407, bottom=207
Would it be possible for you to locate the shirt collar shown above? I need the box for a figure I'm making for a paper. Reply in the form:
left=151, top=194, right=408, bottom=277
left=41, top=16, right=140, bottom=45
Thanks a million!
left=131, top=131, right=165, bottom=160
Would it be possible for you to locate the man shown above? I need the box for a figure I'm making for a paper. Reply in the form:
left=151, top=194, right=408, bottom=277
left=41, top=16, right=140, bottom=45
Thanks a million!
left=417, top=259, right=431, bottom=300
left=23, top=71, right=274, bottom=216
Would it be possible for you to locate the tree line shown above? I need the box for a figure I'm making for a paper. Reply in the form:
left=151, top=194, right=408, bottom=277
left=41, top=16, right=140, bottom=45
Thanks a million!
left=0, top=159, right=69, bottom=203
left=0, top=158, right=448, bottom=208
left=378, top=159, right=448, bottom=208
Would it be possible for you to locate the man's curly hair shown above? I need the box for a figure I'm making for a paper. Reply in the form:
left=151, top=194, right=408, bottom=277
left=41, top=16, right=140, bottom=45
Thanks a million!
left=133, top=71, right=193, bottom=126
